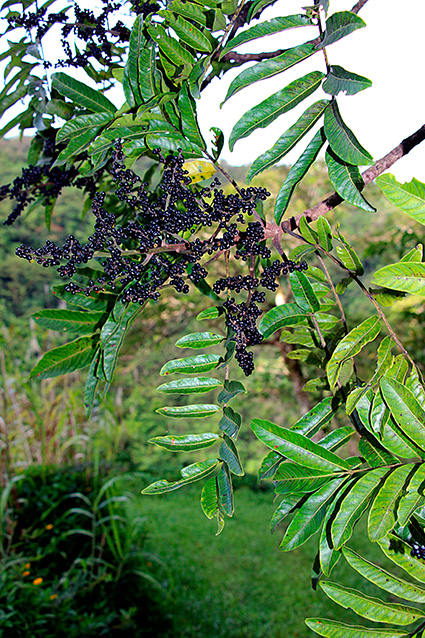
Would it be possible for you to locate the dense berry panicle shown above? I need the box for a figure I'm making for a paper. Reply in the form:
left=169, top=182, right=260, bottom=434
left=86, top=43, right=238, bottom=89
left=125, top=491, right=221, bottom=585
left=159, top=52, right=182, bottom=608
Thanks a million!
left=15, top=142, right=309, bottom=375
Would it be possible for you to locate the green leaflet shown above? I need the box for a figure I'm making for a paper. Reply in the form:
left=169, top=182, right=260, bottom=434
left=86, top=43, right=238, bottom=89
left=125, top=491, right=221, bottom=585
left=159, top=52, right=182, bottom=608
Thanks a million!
left=358, top=436, right=397, bottom=468
left=251, top=418, right=350, bottom=472
left=316, top=217, right=333, bottom=251
left=218, top=406, right=241, bottom=438
left=142, top=459, right=219, bottom=494
left=156, top=404, right=220, bottom=418
left=246, top=100, right=328, bottom=182
left=196, top=306, right=224, bottom=321
left=326, top=316, right=380, bottom=390
left=157, top=377, right=222, bottom=394
left=368, top=464, right=414, bottom=541
left=316, top=11, right=366, bottom=49
left=318, top=427, right=353, bottom=452
left=290, top=397, right=338, bottom=438
left=259, top=303, right=307, bottom=339
left=289, top=270, right=321, bottom=313
left=222, top=42, right=316, bottom=105
left=373, top=262, right=425, bottom=296
left=380, top=376, right=425, bottom=448
left=319, top=494, right=342, bottom=577
left=168, top=1, right=207, bottom=26
left=219, top=15, right=311, bottom=59
left=51, top=72, right=116, bottom=114
left=52, top=285, right=112, bottom=311
left=217, top=463, right=233, bottom=516
left=274, top=128, right=326, bottom=223
left=246, top=0, right=277, bottom=21
left=56, top=113, right=112, bottom=143
left=376, top=174, right=425, bottom=226
left=217, top=380, right=246, bottom=404
left=32, top=309, right=105, bottom=334
left=279, top=477, right=347, bottom=552
left=259, top=450, right=285, bottom=480
left=325, top=101, right=372, bottom=165
left=219, top=435, right=244, bottom=476
left=306, top=618, right=408, bottom=637
left=30, top=336, right=98, bottom=379
left=379, top=534, right=425, bottom=584
left=146, top=132, right=204, bottom=157
left=159, top=354, right=221, bottom=375
left=270, top=492, right=305, bottom=532
left=401, top=244, right=424, bottom=263
left=175, top=332, right=224, bottom=348
left=100, top=304, right=140, bottom=384
left=320, top=581, right=424, bottom=626
left=201, top=476, right=218, bottom=519
left=126, top=16, right=144, bottom=105
left=147, top=23, right=194, bottom=67
left=54, top=129, right=103, bottom=166
left=343, top=546, right=425, bottom=602
left=229, top=71, right=324, bottom=151
left=326, top=148, right=376, bottom=212
left=331, top=467, right=389, bottom=550
left=323, top=65, right=372, bottom=96
left=273, top=464, right=336, bottom=495
left=397, top=463, right=425, bottom=526
left=148, top=432, right=220, bottom=452
left=178, top=83, right=206, bottom=149
left=166, top=14, right=212, bottom=52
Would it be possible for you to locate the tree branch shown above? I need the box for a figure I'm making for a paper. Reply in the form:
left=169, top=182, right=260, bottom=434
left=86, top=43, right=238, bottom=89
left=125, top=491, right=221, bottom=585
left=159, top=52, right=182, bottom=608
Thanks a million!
left=282, top=124, right=425, bottom=232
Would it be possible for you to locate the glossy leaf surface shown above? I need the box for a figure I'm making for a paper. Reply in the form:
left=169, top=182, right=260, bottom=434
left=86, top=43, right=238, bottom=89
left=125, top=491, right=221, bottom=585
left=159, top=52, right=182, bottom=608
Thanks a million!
left=157, top=377, right=221, bottom=394
left=148, top=432, right=219, bottom=452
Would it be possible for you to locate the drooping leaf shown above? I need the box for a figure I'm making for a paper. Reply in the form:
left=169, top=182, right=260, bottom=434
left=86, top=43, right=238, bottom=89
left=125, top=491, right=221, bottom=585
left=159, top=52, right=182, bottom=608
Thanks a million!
left=306, top=618, right=408, bottom=638
left=316, top=11, right=366, bottom=49
left=319, top=495, right=342, bottom=576
left=376, top=174, right=425, bottom=226
left=259, top=303, right=307, bottom=339
left=326, top=316, right=380, bottom=390
left=316, top=216, right=333, bottom=251
left=331, top=466, right=389, bottom=550
left=325, top=148, right=376, bottom=212
left=201, top=476, right=218, bottom=519
left=30, top=336, right=98, bottom=379
left=323, top=65, right=372, bottom=96
left=160, top=354, right=221, bottom=375
left=372, top=262, right=425, bottom=296
left=343, top=546, right=425, bottom=602
left=51, top=72, right=116, bottom=114
left=156, top=404, right=221, bottom=418
left=270, top=493, right=306, bottom=531
left=148, top=432, right=220, bottom=452
left=251, top=418, right=351, bottom=472
left=279, top=477, right=347, bottom=551
left=247, top=100, right=328, bottom=182
left=324, top=101, right=372, bottom=165
left=217, top=380, right=246, bottom=403
left=32, top=309, right=105, bottom=334
left=218, top=406, right=241, bottom=438
left=175, top=332, right=224, bottom=348
left=229, top=71, right=324, bottom=151
left=157, top=377, right=221, bottom=394
left=142, top=459, right=219, bottom=494
left=220, top=15, right=311, bottom=59
left=126, top=15, right=144, bottom=105
left=100, top=304, right=140, bottom=383
left=368, top=464, right=414, bottom=541
left=223, top=42, right=316, bottom=105
left=217, top=463, right=233, bottom=516
left=219, top=435, right=244, bottom=476
left=258, top=450, right=285, bottom=480
left=320, top=581, right=424, bottom=625
left=380, top=376, right=425, bottom=449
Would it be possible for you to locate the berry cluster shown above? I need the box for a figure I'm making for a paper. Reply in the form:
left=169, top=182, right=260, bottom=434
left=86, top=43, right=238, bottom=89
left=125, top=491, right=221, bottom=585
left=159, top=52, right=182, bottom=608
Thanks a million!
left=15, top=142, right=308, bottom=375
left=1, top=154, right=95, bottom=225
left=411, top=543, right=425, bottom=559
left=7, top=0, right=158, bottom=71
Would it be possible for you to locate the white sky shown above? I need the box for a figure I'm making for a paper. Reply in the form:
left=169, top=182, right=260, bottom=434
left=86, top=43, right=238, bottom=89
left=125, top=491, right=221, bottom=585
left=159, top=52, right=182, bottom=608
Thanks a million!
left=1, top=0, right=424, bottom=182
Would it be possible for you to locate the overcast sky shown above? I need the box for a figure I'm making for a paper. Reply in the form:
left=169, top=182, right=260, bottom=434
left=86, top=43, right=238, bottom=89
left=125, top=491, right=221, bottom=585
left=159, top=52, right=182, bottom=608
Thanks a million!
left=2, top=0, right=423, bottom=182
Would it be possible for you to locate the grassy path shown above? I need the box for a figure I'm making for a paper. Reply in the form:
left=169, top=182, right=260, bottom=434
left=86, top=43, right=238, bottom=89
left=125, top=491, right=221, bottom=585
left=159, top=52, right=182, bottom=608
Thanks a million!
left=140, top=485, right=391, bottom=638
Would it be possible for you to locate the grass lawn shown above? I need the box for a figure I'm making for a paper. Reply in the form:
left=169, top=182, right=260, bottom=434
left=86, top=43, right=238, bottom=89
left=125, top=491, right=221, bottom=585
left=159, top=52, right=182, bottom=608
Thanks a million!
left=140, top=484, right=401, bottom=638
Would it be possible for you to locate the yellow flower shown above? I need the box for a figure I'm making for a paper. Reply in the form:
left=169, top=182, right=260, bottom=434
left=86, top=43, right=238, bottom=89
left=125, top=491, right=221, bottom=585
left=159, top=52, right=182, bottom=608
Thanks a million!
left=32, top=577, right=43, bottom=586
left=45, top=524, right=53, bottom=530
left=22, top=571, right=30, bottom=577
left=49, top=594, right=58, bottom=600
